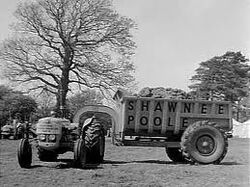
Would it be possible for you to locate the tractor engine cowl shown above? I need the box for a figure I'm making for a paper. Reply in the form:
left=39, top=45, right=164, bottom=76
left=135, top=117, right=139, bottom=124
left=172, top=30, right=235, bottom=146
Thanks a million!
left=36, top=117, right=70, bottom=150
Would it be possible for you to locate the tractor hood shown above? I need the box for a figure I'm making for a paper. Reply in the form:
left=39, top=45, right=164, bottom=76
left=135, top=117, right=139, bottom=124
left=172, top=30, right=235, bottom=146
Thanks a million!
left=36, top=117, right=70, bottom=134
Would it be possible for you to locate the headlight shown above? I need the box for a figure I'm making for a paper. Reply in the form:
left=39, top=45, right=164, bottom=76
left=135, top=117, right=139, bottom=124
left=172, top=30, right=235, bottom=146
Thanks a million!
left=39, top=134, right=46, bottom=141
left=48, top=134, right=56, bottom=141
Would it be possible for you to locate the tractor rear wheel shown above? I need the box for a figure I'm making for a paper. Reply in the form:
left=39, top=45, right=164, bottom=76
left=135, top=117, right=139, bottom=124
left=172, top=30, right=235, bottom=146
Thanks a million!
left=85, top=123, right=105, bottom=163
left=90, top=128, right=105, bottom=163
left=165, top=147, right=186, bottom=162
left=17, top=138, right=32, bottom=168
left=74, top=138, right=87, bottom=168
left=37, top=148, right=58, bottom=162
left=181, top=121, right=228, bottom=164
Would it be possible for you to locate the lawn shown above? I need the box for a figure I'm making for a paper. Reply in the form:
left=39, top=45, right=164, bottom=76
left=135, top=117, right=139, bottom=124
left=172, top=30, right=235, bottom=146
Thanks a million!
left=0, top=138, right=249, bottom=187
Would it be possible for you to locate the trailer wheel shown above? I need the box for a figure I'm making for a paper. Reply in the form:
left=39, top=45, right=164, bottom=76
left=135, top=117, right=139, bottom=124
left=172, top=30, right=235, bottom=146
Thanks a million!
left=17, top=138, right=32, bottom=168
left=85, top=123, right=105, bottom=163
left=37, top=148, right=58, bottom=162
left=165, top=147, right=186, bottom=162
left=181, top=121, right=228, bottom=164
left=74, top=138, right=87, bottom=168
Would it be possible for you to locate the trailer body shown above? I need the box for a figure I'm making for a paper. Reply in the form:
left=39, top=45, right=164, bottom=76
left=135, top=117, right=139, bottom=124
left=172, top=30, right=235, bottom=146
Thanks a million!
left=112, top=96, right=232, bottom=147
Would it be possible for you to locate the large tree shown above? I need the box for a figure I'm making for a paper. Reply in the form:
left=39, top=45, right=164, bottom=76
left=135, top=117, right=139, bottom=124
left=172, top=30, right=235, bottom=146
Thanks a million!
left=190, top=51, right=250, bottom=103
left=0, top=0, right=136, bottom=117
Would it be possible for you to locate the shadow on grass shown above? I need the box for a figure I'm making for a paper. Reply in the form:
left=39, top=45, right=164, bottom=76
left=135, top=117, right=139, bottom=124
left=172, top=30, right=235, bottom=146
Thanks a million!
left=29, top=165, right=43, bottom=168
left=104, top=160, right=242, bottom=166
left=28, top=159, right=102, bottom=170
left=55, top=159, right=102, bottom=169
left=103, top=159, right=187, bottom=165
left=28, top=159, right=241, bottom=170
left=55, top=163, right=102, bottom=170
left=135, top=160, right=188, bottom=165
left=220, top=161, right=242, bottom=166
left=103, top=160, right=129, bottom=164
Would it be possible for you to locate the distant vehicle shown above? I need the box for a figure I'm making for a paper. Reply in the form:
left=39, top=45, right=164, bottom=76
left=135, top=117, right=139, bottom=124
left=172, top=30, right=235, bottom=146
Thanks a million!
left=1, top=123, right=27, bottom=140
left=1, top=124, right=14, bottom=139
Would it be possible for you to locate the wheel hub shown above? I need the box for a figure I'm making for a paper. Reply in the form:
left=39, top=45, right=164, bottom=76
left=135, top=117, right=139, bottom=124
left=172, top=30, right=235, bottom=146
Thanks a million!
left=196, top=135, right=215, bottom=155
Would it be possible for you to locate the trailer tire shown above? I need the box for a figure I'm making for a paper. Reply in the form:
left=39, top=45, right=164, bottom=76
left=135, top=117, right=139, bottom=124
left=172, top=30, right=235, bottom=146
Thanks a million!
left=181, top=121, right=228, bottom=164
left=38, top=148, right=58, bottom=162
left=165, top=147, right=186, bottom=162
left=85, top=123, right=105, bottom=163
left=74, top=138, right=87, bottom=168
left=17, top=138, right=32, bottom=168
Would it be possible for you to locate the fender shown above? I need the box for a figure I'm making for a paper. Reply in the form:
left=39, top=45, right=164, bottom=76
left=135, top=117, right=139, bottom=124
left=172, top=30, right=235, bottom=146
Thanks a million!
left=81, top=116, right=95, bottom=132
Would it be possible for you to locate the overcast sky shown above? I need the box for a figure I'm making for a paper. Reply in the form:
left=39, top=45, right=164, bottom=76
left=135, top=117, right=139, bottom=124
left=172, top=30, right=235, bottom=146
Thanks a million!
left=0, top=0, right=249, bottom=91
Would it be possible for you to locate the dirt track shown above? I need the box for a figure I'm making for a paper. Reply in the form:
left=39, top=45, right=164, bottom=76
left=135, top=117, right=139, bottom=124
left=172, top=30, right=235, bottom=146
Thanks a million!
left=0, top=138, right=249, bottom=187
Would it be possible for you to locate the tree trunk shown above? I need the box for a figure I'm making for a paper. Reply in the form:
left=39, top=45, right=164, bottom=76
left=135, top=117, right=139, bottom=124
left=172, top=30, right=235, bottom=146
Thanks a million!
left=58, top=87, right=68, bottom=118
left=57, top=65, right=70, bottom=118
left=236, top=101, right=241, bottom=122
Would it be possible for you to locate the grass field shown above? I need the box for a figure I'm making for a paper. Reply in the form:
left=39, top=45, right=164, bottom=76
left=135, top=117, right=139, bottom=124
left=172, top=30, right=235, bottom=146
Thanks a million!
left=0, top=138, right=249, bottom=187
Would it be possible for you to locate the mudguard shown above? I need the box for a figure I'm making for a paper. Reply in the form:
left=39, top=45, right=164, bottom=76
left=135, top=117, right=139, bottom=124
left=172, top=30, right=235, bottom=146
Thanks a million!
left=82, top=117, right=95, bottom=131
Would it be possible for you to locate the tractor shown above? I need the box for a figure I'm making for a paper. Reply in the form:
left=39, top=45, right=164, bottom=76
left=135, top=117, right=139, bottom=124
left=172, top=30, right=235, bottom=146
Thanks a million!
left=17, top=116, right=105, bottom=168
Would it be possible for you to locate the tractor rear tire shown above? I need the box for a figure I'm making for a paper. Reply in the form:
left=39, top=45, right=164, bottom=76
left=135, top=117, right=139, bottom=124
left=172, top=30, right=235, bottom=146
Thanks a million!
left=85, top=123, right=105, bottom=163
left=74, top=138, right=87, bottom=168
left=181, top=121, right=228, bottom=164
left=38, top=148, right=58, bottom=162
left=165, top=147, right=186, bottom=163
left=90, top=129, right=105, bottom=163
left=17, top=138, right=32, bottom=168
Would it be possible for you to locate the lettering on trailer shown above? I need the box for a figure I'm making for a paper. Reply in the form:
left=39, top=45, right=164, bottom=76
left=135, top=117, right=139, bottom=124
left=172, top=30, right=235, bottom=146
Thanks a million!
left=126, top=100, right=227, bottom=129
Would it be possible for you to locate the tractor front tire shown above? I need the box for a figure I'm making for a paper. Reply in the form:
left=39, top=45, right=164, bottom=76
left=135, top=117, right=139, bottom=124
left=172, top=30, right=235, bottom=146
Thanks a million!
left=181, top=121, right=228, bottom=164
left=17, top=138, right=32, bottom=168
left=74, top=138, right=87, bottom=168
left=165, top=147, right=186, bottom=163
left=38, top=148, right=58, bottom=162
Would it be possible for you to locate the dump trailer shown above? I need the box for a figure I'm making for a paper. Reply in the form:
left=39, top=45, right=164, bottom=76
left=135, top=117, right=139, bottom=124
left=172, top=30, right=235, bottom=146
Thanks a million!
left=110, top=95, right=232, bottom=164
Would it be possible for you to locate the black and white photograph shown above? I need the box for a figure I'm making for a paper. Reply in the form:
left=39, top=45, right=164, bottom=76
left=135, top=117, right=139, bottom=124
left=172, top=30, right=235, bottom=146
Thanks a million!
left=0, top=0, right=249, bottom=186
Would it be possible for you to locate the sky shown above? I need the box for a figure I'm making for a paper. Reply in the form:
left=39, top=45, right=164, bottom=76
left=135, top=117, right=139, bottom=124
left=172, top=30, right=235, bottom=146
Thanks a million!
left=0, top=0, right=249, bottom=91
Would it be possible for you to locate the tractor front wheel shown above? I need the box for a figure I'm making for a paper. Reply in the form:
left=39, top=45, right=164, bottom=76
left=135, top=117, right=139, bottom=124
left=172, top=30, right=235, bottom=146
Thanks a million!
left=74, top=138, right=87, bottom=168
left=17, top=138, right=32, bottom=168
